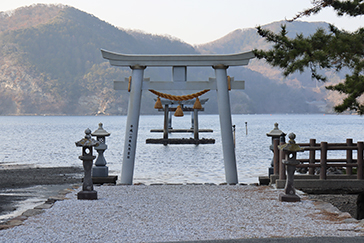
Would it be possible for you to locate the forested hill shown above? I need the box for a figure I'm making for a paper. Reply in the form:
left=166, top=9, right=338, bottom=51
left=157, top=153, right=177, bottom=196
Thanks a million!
left=0, top=4, right=199, bottom=115
left=0, top=4, right=340, bottom=115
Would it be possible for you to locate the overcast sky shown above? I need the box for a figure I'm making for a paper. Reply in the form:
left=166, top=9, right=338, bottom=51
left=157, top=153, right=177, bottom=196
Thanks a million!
left=1, top=0, right=362, bottom=45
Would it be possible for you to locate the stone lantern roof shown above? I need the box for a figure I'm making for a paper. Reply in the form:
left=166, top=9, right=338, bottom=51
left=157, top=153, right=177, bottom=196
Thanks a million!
left=75, top=128, right=99, bottom=147
left=278, top=133, right=304, bottom=152
left=92, top=123, right=110, bottom=137
left=266, top=123, right=286, bottom=138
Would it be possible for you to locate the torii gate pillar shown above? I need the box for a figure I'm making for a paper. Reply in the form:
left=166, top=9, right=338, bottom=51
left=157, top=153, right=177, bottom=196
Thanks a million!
left=120, top=65, right=145, bottom=184
left=214, top=65, right=238, bottom=184
left=101, top=49, right=255, bottom=185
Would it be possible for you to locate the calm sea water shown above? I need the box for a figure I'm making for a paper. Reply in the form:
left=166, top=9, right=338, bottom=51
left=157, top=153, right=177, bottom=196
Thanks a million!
left=1, top=114, right=364, bottom=184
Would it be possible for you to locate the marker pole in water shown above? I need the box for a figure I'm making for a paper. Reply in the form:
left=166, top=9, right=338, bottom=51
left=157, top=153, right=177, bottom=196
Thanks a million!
left=120, top=65, right=146, bottom=185
left=214, top=65, right=238, bottom=184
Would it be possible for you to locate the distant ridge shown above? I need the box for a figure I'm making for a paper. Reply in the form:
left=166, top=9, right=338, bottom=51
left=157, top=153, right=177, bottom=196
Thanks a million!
left=0, top=4, right=340, bottom=115
left=196, top=20, right=329, bottom=54
left=0, top=4, right=64, bottom=32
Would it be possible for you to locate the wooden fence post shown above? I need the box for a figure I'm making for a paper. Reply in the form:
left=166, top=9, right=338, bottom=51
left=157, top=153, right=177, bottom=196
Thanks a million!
left=309, top=139, right=316, bottom=175
left=279, top=141, right=286, bottom=180
left=358, top=141, right=364, bottom=179
left=320, top=142, right=327, bottom=180
left=346, top=138, right=353, bottom=175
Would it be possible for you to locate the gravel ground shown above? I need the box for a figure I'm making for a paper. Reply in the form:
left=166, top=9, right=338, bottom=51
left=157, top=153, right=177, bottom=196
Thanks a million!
left=0, top=184, right=364, bottom=242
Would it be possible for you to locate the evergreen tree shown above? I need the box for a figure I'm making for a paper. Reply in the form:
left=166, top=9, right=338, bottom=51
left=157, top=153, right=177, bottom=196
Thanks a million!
left=254, top=0, right=364, bottom=114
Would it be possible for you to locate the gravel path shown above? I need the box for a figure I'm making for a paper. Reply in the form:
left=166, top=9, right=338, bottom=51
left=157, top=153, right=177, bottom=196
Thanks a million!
left=0, top=184, right=364, bottom=242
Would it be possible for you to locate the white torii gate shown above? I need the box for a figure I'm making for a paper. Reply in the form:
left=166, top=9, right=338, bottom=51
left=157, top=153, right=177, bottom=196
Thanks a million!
left=101, top=49, right=255, bottom=185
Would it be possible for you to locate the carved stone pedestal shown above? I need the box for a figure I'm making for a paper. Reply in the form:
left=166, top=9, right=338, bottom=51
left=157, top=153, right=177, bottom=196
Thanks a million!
left=78, top=160, right=97, bottom=200
left=75, top=128, right=99, bottom=200
left=278, top=133, right=303, bottom=203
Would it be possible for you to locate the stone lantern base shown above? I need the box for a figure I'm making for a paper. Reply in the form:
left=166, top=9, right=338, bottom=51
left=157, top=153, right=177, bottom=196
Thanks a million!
left=78, top=190, right=97, bottom=200
left=279, top=193, right=300, bottom=202
left=92, top=175, right=118, bottom=185
left=92, top=166, right=108, bottom=177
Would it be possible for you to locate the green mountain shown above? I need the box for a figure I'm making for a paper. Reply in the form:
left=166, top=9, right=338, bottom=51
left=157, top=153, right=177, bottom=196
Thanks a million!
left=0, top=4, right=341, bottom=115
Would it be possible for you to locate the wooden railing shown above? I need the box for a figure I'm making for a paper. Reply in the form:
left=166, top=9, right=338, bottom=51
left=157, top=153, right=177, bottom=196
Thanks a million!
left=272, top=138, right=364, bottom=180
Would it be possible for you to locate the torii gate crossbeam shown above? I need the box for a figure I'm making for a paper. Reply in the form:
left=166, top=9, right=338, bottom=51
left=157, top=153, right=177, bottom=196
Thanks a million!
left=101, top=49, right=255, bottom=185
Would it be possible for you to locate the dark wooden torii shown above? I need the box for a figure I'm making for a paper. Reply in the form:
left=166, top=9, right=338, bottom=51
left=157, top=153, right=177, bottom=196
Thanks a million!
left=147, top=98, right=214, bottom=145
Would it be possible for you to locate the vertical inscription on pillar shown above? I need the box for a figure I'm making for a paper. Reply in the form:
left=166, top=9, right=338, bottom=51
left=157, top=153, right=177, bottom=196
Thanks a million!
left=127, top=125, right=133, bottom=159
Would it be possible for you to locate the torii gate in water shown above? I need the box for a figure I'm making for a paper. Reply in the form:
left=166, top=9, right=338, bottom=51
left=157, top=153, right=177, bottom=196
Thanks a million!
left=101, top=50, right=255, bottom=185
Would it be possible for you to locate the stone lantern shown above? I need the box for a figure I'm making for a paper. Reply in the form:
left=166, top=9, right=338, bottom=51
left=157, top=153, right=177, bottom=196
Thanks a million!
left=75, top=128, right=99, bottom=200
left=92, top=123, right=111, bottom=177
left=278, top=133, right=304, bottom=202
left=266, top=123, right=286, bottom=176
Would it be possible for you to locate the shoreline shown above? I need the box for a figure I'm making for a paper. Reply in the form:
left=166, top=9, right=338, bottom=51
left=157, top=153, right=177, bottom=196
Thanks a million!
left=0, top=166, right=83, bottom=223
left=0, top=166, right=83, bottom=189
